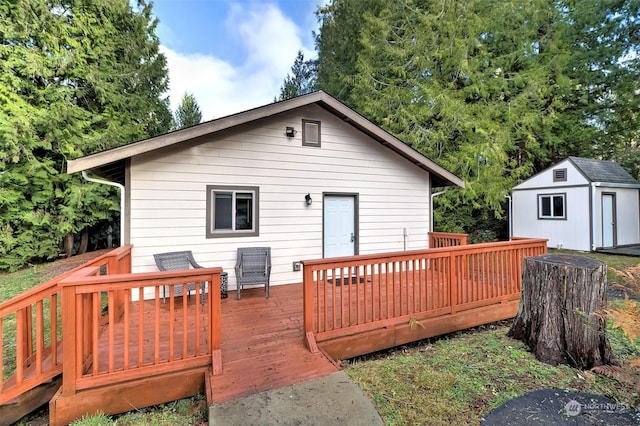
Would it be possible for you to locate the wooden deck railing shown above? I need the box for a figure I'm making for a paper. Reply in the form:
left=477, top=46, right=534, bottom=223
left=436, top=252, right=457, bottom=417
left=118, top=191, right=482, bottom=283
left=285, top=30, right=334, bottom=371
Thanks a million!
left=0, top=246, right=131, bottom=404
left=302, top=238, right=547, bottom=357
left=57, top=266, right=223, bottom=397
left=429, top=231, right=468, bottom=248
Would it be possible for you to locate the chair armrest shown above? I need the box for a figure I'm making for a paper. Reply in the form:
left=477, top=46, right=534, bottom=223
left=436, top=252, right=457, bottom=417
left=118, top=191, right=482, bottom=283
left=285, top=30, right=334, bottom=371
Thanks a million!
left=191, top=260, right=205, bottom=269
left=235, top=256, right=243, bottom=277
left=186, top=252, right=205, bottom=269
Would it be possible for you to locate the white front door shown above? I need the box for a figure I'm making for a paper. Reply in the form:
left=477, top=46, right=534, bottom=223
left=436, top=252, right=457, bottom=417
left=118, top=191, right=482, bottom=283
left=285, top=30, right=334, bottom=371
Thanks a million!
left=602, top=193, right=616, bottom=248
left=324, top=195, right=356, bottom=258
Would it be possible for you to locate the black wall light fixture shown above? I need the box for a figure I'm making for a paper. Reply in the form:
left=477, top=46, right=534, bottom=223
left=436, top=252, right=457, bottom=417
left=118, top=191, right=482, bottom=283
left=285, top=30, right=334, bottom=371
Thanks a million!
left=305, top=193, right=312, bottom=206
left=285, top=127, right=296, bottom=137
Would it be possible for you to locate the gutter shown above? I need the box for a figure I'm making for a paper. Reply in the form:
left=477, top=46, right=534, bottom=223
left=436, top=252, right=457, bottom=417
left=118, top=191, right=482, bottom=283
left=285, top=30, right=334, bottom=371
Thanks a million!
left=430, top=189, right=448, bottom=232
left=81, top=171, right=125, bottom=246
left=592, top=182, right=640, bottom=189
left=504, top=193, right=512, bottom=240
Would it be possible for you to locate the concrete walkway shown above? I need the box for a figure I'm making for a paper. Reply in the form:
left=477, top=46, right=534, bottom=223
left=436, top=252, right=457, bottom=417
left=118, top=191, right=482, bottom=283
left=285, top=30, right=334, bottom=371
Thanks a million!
left=209, top=371, right=383, bottom=426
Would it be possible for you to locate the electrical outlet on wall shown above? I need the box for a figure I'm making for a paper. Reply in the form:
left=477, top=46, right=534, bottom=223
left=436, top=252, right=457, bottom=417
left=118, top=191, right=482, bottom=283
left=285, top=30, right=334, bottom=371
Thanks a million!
left=293, top=261, right=301, bottom=271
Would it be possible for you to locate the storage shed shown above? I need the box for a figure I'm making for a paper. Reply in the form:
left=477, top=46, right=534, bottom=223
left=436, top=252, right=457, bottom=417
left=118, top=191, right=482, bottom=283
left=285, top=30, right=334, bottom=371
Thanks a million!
left=512, top=156, right=640, bottom=251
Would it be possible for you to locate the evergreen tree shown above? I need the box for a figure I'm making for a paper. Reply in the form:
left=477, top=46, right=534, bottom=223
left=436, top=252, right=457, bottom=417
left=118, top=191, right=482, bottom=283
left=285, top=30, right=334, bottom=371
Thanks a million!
left=174, top=92, right=203, bottom=129
left=314, top=0, right=386, bottom=105
left=314, top=0, right=639, bottom=235
left=277, top=50, right=316, bottom=101
left=0, top=0, right=171, bottom=270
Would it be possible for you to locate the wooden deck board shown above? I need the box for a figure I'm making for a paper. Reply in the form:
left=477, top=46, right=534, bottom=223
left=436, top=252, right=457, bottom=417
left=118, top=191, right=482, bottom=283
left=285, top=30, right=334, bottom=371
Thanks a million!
left=213, top=284, right=339, bottom=403
left=76, top=273, right=519, bottom=402
left=84, top=283, right=338, bottom=405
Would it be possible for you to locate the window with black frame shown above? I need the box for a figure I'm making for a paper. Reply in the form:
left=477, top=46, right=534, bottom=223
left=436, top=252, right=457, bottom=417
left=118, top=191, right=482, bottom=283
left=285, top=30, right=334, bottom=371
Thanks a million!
left=538, top=193, right=566, bottom=219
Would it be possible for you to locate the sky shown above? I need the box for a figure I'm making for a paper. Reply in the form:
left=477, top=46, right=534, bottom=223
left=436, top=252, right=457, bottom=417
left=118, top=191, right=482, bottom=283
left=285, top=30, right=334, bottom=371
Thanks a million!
left=149, top=0, right=326, bottom=121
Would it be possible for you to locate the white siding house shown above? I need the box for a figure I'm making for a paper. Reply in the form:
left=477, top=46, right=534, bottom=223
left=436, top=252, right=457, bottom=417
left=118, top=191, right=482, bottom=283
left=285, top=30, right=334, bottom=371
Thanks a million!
left=67, top=91, right=464, bottom=295
left=512, top=157, right=640, bottom=251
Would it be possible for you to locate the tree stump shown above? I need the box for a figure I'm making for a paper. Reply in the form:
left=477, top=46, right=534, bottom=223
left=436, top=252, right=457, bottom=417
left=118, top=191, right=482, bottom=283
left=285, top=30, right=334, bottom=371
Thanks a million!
left=508, top=254, right=613, bottom=369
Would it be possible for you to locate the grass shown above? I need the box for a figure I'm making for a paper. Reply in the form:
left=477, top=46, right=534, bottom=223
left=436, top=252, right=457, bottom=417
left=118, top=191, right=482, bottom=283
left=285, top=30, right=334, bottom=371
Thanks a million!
left=552, top=248, right=640, bottom=287
left=344, top=249, right=640, bottom=425
left=2, top=249, right=640, bottom=425
left=1, top=264, right=61, bottom=380
left=66, top=395, right=208, bottom=426
left=345, top=323, right=640, bottom=425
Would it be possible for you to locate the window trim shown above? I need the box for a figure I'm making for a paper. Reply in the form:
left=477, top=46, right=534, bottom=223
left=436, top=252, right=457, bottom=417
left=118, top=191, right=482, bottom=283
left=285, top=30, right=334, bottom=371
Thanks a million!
left=302, top=119, right=321, bottom=147
left=537, top=193, right=566, bottom=220
left=206, top=185, right=259, bottom=238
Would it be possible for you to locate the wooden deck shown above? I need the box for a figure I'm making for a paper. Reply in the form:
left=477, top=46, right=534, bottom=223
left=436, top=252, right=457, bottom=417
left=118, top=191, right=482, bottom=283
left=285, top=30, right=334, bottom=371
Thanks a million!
left=213, top=284, right=339, bottom=403
left=91, top=284, right=339, bottom=403
left=303, top=238, right=548, bottom=359
left=2, top=237, right=549, bottom=424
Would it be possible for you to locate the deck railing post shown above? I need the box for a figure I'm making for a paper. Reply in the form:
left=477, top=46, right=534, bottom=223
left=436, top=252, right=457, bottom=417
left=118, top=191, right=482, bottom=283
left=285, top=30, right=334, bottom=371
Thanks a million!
left=210, top=271, right=222, bottom=375
left=449, top=252, right=458, bottom=314
left=112, top=248, right=132, bottom=324
left=106, top=254, right=123, bottom=324
left=301, top=263, right=318, bottom=353
left=61, top=285, right=78, bottom=396
left=511, top=248, right=519, bottom=294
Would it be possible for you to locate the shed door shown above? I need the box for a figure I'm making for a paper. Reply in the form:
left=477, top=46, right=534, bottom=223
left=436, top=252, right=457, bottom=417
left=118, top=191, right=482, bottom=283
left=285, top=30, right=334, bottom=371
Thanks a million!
left=602, top=193, right=616, bottom=248
left=324, top=195, right=356, bottom=258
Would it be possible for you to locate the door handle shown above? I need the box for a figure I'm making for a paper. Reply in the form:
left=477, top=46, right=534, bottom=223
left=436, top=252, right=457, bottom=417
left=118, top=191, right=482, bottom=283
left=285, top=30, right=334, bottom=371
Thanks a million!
left=350, top=233, right=355, bottom=243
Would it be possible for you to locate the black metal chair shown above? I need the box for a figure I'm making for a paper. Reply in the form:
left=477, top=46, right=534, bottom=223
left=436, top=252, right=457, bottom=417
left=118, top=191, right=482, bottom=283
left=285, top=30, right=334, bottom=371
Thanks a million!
left=153, top=251, right=206, bottom=303
left=235, top=247, right=271, bottom=299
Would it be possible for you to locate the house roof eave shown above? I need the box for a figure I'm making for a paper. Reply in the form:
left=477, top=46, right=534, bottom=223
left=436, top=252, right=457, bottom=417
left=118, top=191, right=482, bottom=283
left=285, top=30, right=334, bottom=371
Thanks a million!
left=67, top=91, right=464, bottom=189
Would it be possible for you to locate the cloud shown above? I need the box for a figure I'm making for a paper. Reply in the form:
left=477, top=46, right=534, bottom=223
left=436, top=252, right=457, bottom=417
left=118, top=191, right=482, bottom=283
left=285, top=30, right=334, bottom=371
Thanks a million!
left=162, top=3, right=315, bottom=122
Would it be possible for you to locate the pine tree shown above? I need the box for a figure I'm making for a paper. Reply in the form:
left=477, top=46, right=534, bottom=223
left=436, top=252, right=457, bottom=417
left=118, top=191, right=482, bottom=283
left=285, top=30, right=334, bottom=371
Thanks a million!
left=174, top=92, right=203, bottom=129
left=314, top=0, right=385, bottom=105
left=276, top=51, right=316, bottom=101
left=0, top=0, right=171, bottom=270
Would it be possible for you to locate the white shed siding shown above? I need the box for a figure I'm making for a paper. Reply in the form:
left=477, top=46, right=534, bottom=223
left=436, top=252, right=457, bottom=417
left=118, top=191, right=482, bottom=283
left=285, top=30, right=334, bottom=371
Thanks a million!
left=514, top=159, right=588, bottom=190
left=513, top=186, right=591, bottom=250
left=128, top=105, right=430, bottom=292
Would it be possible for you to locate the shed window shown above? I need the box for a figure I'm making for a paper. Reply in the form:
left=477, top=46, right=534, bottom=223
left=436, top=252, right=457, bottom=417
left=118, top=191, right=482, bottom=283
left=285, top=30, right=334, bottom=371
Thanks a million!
left=206, top=186, right=259, bottom=238
left=302, top=119, right=321, bottom=147
left=553, top=168, right=567, bottom=182
left=538, top=194, right=566, bottom=219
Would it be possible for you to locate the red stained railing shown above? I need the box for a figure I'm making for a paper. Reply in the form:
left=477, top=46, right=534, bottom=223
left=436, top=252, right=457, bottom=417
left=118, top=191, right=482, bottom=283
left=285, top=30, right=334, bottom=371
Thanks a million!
left=302, top=238, right=547, bottom=352
left=428, top=231, right=468, bottom=248
left=57, top=265, right=223, bottom=396
left=0, top=246, right=131, bottom=404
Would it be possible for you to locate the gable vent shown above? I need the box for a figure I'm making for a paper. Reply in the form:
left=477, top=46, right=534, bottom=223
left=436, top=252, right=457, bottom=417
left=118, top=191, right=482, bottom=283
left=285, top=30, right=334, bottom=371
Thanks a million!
left=302, top=119, right=321, bottom=147
left=553, top=168, right=567, bottom=182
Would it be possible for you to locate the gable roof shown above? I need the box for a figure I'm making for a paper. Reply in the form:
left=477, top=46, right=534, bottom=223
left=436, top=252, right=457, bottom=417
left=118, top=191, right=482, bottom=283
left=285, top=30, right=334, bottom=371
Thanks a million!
left=568, top=156, right=638, bottom=184
left=66, top=91, right=464, bottom=188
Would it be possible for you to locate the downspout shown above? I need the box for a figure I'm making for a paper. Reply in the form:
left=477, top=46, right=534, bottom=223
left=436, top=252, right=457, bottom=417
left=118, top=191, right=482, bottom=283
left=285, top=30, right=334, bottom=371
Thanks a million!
left=82, top=171, right=125, bottom=246
left=590, top=182, right=597, bottom=251
left=430, top=190, right=448, bottom=232
left=504, top=193, right=512, bottom=240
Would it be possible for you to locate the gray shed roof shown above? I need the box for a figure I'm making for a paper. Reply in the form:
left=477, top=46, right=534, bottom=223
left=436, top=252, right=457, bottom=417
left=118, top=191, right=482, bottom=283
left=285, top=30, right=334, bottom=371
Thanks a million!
left=568, top=157, right=638, bottom=184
